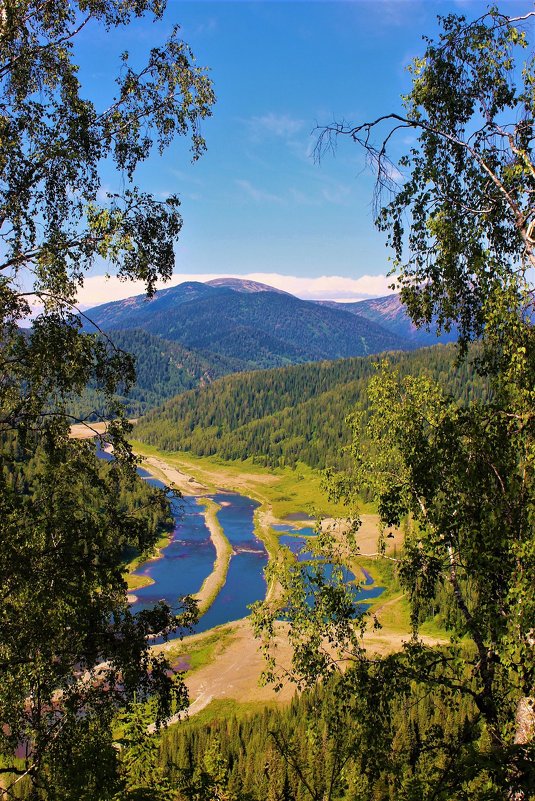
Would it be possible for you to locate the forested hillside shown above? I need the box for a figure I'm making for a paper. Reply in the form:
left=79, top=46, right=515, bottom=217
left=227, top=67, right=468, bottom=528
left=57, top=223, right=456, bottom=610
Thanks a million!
left=69, top=329, right=243, bottom=419
left=134, top=344, right=489, bottom=469
left=157, top=671, right=478, bottom=801
left=319, top=293, right=458, bottom=345
left=84, top=280, right=411, bottom=368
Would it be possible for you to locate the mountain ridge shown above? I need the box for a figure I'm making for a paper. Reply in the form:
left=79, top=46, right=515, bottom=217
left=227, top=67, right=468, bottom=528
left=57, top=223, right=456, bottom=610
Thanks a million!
left=205, top=277, right=290, bottom=295
left=317, top=294, right=458, bottom=344
left=83, top=279, right=414, bottom=366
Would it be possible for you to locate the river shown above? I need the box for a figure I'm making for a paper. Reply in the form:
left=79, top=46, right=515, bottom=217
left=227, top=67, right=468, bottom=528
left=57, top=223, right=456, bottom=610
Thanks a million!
left=130, top=486, right=268, bottom=635
left=98, top=445, right=384, bottom=632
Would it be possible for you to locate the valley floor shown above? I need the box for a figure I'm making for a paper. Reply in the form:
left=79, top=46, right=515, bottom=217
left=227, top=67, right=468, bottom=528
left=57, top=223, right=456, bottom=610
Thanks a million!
left=134, top=444, right=447, bottom=720
left=68, top=424, right=447, bottom=720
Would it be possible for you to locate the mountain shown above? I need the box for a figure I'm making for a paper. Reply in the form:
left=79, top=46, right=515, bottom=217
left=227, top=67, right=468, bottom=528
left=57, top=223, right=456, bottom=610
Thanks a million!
left=68, top=329, right=244, bottom=419
left=134, top=343, right=488, bottom=470
left=77, top=280, right=464, bottom=417
left=205, top=277, right=290, bottom=295
left=317, top=294, right=458, bottom=345
left=81, top=281, right=218, bottom=332
left=83, top=280, right=412, bottom=367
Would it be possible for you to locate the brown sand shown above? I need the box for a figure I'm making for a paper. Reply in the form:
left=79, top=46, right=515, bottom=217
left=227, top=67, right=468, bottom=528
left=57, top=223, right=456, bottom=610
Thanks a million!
left=69, top=421, right=110, bottom=439
left=193, top=500, right=232, bottom=615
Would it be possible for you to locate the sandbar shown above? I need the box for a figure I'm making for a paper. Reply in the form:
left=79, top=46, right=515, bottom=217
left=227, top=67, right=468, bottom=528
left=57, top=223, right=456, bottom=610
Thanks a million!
left=135, top=456, right=232, bottom=617
left=192, top=498, right=232, bottom=615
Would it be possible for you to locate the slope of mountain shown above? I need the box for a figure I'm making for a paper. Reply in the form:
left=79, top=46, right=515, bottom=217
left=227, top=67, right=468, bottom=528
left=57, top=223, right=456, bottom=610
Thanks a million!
left=205, top=277, right=290, bottom=295
left=134, top=343, right=487, bottom=470
left=68, top=329, right=243, bottom=419
left=82, top=281, right=219, bottom=332
left=318, top=294, right=458, bottom=344
left=84, top=280, right=411, bottom=367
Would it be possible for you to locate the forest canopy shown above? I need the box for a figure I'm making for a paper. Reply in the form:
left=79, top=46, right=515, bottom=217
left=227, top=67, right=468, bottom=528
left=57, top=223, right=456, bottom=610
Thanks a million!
left=0, top=1, right=214, bottom=796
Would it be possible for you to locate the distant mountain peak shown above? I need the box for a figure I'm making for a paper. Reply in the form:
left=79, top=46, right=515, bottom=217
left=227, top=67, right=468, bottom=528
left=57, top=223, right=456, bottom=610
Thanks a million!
left=205, top=277, right=290, bottom=295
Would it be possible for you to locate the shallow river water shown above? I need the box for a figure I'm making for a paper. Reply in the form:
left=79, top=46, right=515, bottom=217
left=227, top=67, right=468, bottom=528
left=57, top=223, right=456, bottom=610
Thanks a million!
left=130, top=487, right=267, bottom=634
left=98, top=446, right=384, bottom=632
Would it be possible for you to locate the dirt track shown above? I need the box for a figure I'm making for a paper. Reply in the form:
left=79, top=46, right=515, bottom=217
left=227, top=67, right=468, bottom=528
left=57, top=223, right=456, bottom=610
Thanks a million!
left=156, top=610, right=446, bottom=723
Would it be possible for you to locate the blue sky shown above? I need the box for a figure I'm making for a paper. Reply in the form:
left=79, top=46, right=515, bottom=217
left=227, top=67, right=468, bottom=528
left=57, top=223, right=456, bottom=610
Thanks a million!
left=73, top=0, right=529, bottom=306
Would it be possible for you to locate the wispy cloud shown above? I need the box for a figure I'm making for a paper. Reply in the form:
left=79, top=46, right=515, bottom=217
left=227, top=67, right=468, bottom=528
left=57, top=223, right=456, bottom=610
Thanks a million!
left=235, top=179, right=285, bottom=205
left=192, top=17, right=218, bottom=37
left=367, top=0, right=427, bottom=30
left=243, top=272, right=397, bottom=301
left=235, top=176, right=352, bottom=207
left=288, top=187, right=321, bottom=207
left=77, top=271, right=396, bottom=309
left=321, top=182, right=352, bottom=205
left=169, top=168, right=205, bottom=187
left=248, top=112, right=306, bottom=139
left=96, top=186, right=113, bottom=203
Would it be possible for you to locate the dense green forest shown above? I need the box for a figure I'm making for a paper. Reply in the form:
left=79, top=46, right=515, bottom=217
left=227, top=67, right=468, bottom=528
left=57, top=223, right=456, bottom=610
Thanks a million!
left=135, top=344, right=489, bottom=469
left=68, top=329, right=243, bottom=419
left=156, top=666, right=491, bottom=801
left=0, top=431, right=174, bottom=575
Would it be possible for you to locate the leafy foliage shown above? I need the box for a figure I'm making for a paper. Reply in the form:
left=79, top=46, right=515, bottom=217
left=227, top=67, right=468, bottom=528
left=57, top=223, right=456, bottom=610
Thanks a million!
left=0, top=433, right=196, bottom=798
left=0, top=1, right=214, bottom=795
left=318, top=9, right=535, bottom=344
left=159, top=674, right=505, bottom=801
left=256, top=8, right=535, bottom=799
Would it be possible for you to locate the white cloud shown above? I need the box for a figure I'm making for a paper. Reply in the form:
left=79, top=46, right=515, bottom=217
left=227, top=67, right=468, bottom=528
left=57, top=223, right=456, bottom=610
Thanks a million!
left=242, top=272, right=396, bottom=301
left=96, top=186, right=112, bottom=203
left=76, top=271, right=396, bottom=309
left=248, top=112, right=305, bottom=139
left=192, top=17, right=218, bottom=37
left=235, top=179, right=285, bottom=205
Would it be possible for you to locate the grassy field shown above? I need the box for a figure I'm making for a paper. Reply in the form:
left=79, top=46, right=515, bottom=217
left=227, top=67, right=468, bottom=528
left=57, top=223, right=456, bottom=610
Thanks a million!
left=124, top=529, right=173, bottom=591
left=165, top=697, right=279, bottom=731
left=155, top=625, right=237, bottom=673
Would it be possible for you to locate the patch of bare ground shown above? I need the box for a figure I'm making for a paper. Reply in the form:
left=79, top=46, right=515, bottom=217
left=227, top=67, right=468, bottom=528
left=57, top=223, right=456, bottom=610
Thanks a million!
left=141, top=452, right=279, bottom=497
left=153, top=620, right=296, bottom=725
left=158, top=614, right=447, bottom=723
left=69, top=421, right=110, bottom=439
left=181, top=620, right=295, bottom=707
left=69, top=420, right=138, bottom=440
left=193, top=500, right=232, bottom=615
left=142, top=456, right=209, bottom=495
left=321, top=513, right=403, bottom=558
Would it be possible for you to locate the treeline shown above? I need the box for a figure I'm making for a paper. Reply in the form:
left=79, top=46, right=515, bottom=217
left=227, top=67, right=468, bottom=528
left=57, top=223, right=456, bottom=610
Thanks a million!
left=68, top=329, right=240, bottom=420
left=159, top=667, right=481, bottom=801
left=1, top=431, right=173, bottom=557
left=135, top=344, right=489, bottom=470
